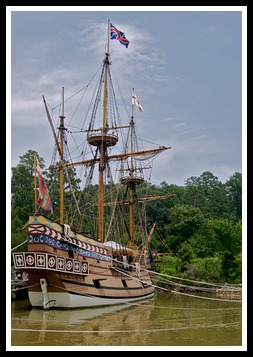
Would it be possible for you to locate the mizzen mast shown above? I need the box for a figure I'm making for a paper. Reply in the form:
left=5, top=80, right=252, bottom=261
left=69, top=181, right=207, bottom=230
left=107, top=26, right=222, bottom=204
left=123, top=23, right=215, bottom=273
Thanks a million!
left=120, top=89, right=144, bottom=248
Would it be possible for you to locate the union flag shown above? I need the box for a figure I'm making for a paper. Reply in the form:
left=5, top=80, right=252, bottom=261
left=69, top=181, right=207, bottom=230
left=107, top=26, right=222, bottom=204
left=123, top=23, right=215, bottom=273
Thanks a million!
left=110, top=23, right=130, bottom=48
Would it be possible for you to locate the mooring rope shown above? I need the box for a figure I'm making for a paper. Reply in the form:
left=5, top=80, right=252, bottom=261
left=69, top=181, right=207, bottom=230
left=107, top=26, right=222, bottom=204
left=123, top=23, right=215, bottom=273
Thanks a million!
left=11, top=239, right=28, bottom=251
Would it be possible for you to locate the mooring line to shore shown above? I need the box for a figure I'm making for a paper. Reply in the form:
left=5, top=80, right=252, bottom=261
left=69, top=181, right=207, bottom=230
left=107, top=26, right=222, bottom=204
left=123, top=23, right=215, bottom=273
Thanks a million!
left=11, top=320, right=242, bottom=334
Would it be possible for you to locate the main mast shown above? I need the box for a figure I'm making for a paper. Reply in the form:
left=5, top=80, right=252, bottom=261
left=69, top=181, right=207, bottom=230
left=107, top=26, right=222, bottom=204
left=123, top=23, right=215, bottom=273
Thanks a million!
left=59, top=88, right=65, bottom=223
left=87, top=20, right=118, bottom=242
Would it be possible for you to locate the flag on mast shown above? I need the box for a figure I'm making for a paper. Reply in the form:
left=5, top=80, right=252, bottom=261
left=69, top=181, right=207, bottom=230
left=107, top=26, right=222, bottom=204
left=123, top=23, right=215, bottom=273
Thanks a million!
left=110, top=23, right=130, bottom=48
left=37, top=160, right=53, bottom=214
left=132, top=90, right=144, bottom=112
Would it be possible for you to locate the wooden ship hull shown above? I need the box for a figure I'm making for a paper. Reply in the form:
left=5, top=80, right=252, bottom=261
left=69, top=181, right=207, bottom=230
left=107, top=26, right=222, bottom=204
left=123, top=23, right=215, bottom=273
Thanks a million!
left=13, top=214, right=155, bottom=309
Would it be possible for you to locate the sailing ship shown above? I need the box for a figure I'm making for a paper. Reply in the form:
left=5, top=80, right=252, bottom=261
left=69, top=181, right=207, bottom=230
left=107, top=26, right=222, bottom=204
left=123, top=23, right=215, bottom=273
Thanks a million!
left=12, top=21, right=173, bottom=310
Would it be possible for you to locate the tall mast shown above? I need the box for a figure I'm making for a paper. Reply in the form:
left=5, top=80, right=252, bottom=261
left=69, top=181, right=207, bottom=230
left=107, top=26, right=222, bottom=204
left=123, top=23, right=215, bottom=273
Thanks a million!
left=119, top=89, right=145, bottom=248
left=129, top=94, right=135, bottom=247
left=59, top=87, right=65, bottom=224
left=98, top=20, right=109, bottom=242
left=87, top=20, right=118, bottom=242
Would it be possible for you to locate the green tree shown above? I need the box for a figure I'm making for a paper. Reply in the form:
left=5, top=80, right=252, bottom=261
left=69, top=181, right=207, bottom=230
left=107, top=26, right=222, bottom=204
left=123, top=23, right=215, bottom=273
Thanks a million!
left=183, top=257, right=223, bottom=282
left=11, top=150, right=43, bottom=252
left=184, top=176, right=206, bottom=210
left=225, top=172, right=242, bottom=221
left=155, top=254, right=183, bottom=278
left=184, top=171, right=229, bottom=219
left=165, top=204, right=205, bottom=253
left=46, top=162, right=82, bottom=226
left=11, top=151, right=45, bottom=248
left=207, top=218, right=242, bottom=283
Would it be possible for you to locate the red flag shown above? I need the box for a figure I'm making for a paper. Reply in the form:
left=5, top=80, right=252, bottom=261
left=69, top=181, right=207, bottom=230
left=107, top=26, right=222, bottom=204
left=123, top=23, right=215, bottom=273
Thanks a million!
left=37, top=160, right=53, bottom=214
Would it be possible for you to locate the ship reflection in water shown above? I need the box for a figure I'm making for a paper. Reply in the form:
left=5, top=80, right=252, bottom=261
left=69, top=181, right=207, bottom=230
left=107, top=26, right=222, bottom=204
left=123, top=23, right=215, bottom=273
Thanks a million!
left=10, top=293, right=243, bottom=349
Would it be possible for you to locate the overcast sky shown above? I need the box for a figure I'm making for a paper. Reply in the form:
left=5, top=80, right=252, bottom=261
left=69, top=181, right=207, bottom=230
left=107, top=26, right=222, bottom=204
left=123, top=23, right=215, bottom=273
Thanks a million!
left=7, top=6, right=246, bottom=186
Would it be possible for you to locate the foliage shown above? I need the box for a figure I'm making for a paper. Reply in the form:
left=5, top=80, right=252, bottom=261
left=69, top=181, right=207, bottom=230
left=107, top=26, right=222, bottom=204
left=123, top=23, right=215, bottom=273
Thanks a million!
left=182, top=257, right=223, bottom=282
left=155, top=254, right=183, bottom=277
left=11, top=151, right=243, bottom=284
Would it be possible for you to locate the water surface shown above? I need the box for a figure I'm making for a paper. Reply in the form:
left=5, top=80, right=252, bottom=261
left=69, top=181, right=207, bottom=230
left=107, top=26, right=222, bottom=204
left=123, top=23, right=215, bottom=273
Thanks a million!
left=9, top=291, right=243, bottom=350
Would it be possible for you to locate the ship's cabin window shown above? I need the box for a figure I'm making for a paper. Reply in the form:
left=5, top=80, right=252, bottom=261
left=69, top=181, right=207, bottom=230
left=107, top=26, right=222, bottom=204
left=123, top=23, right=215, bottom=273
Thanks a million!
left=122, top=279, right=127, bottom=288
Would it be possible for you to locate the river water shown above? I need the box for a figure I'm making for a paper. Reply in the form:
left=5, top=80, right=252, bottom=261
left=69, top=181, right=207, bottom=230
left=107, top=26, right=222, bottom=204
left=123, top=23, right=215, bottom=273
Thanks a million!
left=8, top=291, right=244, bottom=351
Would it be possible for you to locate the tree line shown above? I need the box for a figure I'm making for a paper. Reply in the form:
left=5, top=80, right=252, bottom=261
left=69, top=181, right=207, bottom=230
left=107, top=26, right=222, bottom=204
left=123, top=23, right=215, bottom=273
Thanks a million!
left=11, top=150, right=242, bottom=284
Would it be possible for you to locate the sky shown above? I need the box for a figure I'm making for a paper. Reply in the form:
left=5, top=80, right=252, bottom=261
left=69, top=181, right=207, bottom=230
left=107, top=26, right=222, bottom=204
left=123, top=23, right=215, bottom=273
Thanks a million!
left=7, top=6, right=246, bottom=187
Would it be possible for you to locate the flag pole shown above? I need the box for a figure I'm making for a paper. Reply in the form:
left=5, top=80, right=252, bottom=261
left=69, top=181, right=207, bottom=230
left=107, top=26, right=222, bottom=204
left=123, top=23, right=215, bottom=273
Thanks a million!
left=107, top=19, right=110, bottom=55
left=131, top=87, right=135, bottom=118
